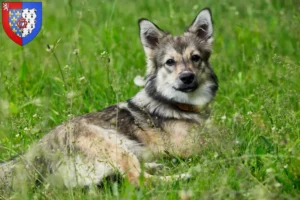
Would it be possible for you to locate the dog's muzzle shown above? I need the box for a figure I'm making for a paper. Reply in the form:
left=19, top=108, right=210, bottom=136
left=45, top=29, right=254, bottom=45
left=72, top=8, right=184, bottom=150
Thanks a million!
left=175, top=72, right=198, bottom=93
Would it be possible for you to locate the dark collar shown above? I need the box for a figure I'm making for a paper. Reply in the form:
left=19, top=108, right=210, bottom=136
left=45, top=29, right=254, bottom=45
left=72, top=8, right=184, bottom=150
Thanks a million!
left=176, top=103, right=200, bottom=113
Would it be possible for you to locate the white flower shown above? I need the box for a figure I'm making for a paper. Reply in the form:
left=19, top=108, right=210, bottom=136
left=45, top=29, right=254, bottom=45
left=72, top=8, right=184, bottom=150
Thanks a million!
left=73, top=49, right=79, bottom=55
left=214, top=152, right=219, bottom=158
left=193, top=5, right=199, bottom=10
left=66, top=91, right=76, bottom=99
left=79, top=76, right=86, bottom=82
left=274, top=182, right=282, bottom=188
left=100, top=51, right=108, bottom=57
left=46, top=44, right=53, bottom=52
left=0, top=99, right=9, bottom=116
left=179, top=189, right=194, bottom=200
left=64, top=65, right=71, bottom=71
left=33, top=98, right=41, bottom=106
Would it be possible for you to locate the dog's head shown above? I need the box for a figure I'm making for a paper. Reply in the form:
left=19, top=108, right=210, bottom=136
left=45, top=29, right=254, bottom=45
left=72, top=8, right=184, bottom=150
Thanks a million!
left=138, top=8, right=218, bottom=107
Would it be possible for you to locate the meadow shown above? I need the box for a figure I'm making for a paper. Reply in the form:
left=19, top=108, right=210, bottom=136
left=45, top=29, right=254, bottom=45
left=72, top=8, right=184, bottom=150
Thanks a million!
left=0, top=0, right=299, bottom=199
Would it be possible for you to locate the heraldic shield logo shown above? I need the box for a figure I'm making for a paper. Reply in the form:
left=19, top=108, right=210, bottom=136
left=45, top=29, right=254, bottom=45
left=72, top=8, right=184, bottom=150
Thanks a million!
left=2, top=2, right=42, bottom=46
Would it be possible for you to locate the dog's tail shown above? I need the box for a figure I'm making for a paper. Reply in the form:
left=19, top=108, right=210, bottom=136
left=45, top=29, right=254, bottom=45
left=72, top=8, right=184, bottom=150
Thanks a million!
left=0, top=147, right=44, bottom=192
left=0, top=158, right=18, bottom=191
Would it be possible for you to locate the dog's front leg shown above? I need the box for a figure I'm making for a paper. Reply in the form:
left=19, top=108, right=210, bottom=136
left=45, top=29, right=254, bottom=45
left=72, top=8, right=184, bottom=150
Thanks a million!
left=72, top=124, right=150, bottom=186
left=73, top=123, right=190, bottom=186
left=144, top=162, right=165, bottom=171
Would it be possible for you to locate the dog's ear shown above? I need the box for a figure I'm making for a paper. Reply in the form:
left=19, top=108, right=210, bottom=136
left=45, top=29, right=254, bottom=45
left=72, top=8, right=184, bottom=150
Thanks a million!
left=138, top=19, right=167, bottom=54
left=187, top=8, right=213, bottom=42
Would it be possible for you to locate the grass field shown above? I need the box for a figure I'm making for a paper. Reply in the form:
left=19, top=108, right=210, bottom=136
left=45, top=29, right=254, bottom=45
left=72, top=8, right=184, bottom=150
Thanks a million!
left=0, top=0, right=300, bottom=199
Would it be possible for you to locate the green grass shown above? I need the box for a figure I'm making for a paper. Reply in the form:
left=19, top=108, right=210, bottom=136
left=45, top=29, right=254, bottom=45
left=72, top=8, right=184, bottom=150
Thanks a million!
left=0, top=0, right=300, bottom=199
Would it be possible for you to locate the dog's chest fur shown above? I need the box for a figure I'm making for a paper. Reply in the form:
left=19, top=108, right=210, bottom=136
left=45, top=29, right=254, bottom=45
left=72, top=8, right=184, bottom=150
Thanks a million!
left=50, top=94, right=207, bottom=160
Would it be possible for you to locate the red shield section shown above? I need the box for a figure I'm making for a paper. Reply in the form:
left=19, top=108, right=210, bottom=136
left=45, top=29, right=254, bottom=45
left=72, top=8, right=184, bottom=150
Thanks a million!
left=2, top=2, right=22, bottom=46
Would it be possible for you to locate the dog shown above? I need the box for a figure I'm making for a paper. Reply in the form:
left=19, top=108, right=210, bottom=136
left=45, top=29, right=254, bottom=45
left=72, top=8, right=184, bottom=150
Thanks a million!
left=0, top=7, right=218, bottom=191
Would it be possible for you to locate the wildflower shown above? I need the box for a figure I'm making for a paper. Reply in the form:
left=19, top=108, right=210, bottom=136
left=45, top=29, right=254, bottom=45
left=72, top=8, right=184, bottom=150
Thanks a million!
left=64, top=65, right=71, bottom=71
left=100, top=51, right=108, bottom=57
left=179, top=189, right=193, bottom=200
left=33, top=98, right=42, bottom=106
left=73, top=49, right=79, bottom=55
left=221, top=115, right=226, bottom=120
left=274, top=182, right=282, bottom=188
left=79, top=76, right=86, bottom=82
left=77, top=11, right=82, bottom=19
left=46, top=44, right=53, bottom=52
left=0, top=99, right=9, bottom=116
left=234, top=140, right=240, bottom=144
left=214, top=152, right=219, bottom=158
left=233, top=112, right=242, bottom=122
left=66, top=91, right=76, bottom=99
left=67, top=114, right=73, bottom=119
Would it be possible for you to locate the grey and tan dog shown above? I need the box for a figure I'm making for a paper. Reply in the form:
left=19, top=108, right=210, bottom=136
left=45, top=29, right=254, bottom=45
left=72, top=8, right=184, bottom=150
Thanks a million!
left=0, top=7, right=218, bottom=190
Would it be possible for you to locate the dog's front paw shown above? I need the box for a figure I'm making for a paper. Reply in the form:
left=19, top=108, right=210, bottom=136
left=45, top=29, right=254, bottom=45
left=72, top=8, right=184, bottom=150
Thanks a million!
left=144, top=162, right=167, bottom=171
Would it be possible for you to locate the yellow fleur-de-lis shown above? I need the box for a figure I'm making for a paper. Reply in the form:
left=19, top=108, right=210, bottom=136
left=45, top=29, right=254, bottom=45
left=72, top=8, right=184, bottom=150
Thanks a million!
left=16, top=11, right=21, bottom=17
left=9, top=11, right=12, bottom=16
left=12, top=28, right=17, bottom=33
left=11, top=17, right=17, bottom=22
left=9, top=22, right=12, bottom=27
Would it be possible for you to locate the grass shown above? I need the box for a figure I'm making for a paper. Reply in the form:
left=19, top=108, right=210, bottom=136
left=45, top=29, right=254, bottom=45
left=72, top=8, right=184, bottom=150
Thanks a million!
left=0, top=0, right=299, bottom=199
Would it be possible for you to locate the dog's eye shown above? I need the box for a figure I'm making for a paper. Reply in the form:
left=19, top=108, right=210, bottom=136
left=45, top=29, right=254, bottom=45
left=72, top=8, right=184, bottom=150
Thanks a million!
left=191, top=55, right=201, bottom=62
left=166, top=59, right=175, bottom=66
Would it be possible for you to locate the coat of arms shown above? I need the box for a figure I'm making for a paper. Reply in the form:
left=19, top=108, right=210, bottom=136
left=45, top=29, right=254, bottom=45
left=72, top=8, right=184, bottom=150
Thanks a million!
left=2, top=2, right=42, bottom=46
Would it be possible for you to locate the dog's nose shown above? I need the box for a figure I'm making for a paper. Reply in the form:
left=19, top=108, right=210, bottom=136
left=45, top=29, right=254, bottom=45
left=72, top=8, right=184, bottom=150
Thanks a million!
left=179, top=72, right=195, bottom=84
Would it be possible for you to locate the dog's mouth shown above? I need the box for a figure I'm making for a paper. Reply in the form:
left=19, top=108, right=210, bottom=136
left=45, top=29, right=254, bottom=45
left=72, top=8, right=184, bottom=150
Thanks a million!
left=173, top=84, right=198, bottom=93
